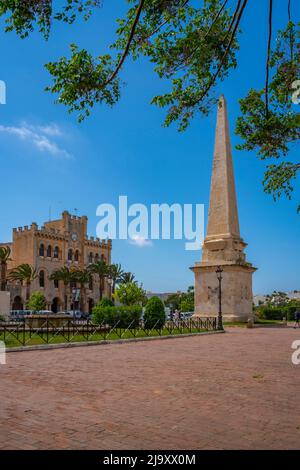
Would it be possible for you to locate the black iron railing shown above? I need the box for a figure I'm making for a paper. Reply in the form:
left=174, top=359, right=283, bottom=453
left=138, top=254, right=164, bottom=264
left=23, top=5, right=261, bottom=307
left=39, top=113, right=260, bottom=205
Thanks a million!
left=0, top=317, right=217, bottom=347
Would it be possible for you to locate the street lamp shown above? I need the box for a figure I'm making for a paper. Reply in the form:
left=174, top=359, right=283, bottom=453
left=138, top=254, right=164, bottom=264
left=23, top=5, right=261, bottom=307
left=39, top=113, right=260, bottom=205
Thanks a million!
left=72, top=287, right=80, bottom=320
left=216, top=266, right=224, bottom=331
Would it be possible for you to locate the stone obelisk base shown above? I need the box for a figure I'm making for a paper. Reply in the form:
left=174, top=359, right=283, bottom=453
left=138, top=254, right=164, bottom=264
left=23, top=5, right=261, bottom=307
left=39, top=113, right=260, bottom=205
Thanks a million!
left=192, top=262, right=256, bottom=322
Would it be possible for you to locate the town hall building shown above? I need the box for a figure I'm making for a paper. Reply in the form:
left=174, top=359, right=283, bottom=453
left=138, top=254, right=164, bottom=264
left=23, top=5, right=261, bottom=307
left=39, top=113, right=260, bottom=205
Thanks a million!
left=0, top=211, right=112, bottom=313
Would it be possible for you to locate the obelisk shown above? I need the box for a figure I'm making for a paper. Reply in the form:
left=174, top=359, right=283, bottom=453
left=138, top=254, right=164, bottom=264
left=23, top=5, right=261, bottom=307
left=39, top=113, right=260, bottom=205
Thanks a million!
left=191, top=95, right=256, bottom=322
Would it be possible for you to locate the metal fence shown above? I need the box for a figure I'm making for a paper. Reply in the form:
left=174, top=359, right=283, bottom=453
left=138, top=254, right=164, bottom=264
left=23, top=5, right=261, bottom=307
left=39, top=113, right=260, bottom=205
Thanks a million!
left=0, top=317, right=217, bottom=347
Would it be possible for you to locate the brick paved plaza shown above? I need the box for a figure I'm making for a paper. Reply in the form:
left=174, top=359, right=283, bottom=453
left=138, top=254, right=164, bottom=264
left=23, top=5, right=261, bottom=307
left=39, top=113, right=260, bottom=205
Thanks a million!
left=0, top=327, right=299, bottom=450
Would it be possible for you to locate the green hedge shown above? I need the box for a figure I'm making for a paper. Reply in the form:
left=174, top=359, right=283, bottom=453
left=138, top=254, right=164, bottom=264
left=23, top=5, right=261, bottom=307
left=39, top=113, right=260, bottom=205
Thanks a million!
left=257, top=307, right=284, bottom=320
left=96, top=297, right=114, bottom=308
left=92, top=305, right=142, bottom=328
left=285, top=305, right=300, bottom=321
left=143, top=296, right=166, bottom=329
left=256, top=304, right=300, bottom=321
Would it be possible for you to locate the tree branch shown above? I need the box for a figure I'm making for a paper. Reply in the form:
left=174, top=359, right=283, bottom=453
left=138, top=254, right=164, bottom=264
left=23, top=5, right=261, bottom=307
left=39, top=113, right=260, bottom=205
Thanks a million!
left=172, top=0, right=231, bottom=72
left=138, top=0, right=189, bottom=43
left=206, top=0, right=230, bottom=38
left=103, top=0, right=146, bottom=87
left=265, top=0, right=273, bottom=118
left=223, top=0, right=242, bottom=45
left=193, top=0, right=248, bottom=106
left=288, top=0, right=294, bottom=62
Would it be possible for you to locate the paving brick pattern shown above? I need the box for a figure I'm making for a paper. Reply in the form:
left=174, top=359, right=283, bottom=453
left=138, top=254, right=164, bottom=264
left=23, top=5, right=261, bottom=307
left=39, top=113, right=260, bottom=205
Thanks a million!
left=0, top=327, right=299, bottom=450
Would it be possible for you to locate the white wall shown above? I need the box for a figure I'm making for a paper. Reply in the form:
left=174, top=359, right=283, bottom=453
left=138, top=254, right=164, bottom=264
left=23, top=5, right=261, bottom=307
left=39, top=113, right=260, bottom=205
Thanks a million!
left=0, top=292, right=10, bottom=320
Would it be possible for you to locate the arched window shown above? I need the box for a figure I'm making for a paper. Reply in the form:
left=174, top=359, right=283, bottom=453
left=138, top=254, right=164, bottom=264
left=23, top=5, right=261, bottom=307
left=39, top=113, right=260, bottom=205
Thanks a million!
left=39, top=270, right=45, bottom=288
left=54, top=278, right=59, bottom=289
left=47, top=245, right=52, bottom=258
left=68, top=249, right=73, bottom=261
left=95, top=253, right=99, bottom=262
left=89, top=276, right=93, bottom=291
left=89, top=252, right=93, bottom=264
left=39, top=243, right=44, bottom=257
left=54, top=246, right=59, bottom=259
left=75, top=250, right=79, bottom=262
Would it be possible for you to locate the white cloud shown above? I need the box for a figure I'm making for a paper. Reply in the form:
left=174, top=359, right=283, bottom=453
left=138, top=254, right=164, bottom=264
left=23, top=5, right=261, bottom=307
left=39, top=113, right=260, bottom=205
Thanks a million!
left=36, top=123, right=64, bottom=137
left=129, top=235, right=153, bottom=248
left=0, top=122, right=71, bottom=159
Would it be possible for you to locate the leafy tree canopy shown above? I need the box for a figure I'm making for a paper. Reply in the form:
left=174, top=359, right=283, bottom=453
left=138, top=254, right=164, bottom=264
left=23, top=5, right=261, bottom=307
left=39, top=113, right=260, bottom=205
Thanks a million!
left=114, top=281, right=147, bottom=306
left=165, top=285, right=194, bottom=311
left=144, top=296, right=165, bottom=328
left=0, top=0, right=299, bottom=208
left=264, top=290, right=290, bottom=307
left=27, top=291, right=46, bottom=311
left=96, top=297, right=114, bottom=307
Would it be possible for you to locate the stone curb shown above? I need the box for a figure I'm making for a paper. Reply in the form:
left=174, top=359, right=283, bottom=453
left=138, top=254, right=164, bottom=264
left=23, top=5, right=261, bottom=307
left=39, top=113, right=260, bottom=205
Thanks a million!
left=6, top=329, right=225, bottom=353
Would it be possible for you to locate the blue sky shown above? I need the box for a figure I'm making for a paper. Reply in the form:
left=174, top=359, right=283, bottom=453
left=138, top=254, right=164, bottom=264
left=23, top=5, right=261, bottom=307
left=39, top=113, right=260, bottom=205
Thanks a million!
left=0, top=0, right=299, bottom=294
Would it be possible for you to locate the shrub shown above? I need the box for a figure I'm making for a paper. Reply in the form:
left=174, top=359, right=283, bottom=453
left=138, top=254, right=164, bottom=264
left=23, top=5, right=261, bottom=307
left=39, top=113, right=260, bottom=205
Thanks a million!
left=27, top=291, right=46, bottom=311
left=180, top=298, right=194, bottom=313
left=92, top=305, right=142, bottom=328
left=285, top=303, right=300, bottom=321
left=96, top=297, right=114, bottom=308
left=114, top=282, right=147, bottom=306
left=258, top=306, right=285, bottom=320
left=143, top=296, right=165, bottom=329
left=0, top=314, right=5, bottom=322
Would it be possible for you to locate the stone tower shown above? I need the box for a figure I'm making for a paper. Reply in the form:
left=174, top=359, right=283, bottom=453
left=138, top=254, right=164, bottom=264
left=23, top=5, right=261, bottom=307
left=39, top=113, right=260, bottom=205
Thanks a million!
left=192, top=95, right=256, bottom=322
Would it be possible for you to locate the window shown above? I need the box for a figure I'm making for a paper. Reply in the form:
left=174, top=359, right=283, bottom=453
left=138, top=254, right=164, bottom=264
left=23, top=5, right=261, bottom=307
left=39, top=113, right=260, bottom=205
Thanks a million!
left=39, top=270, right=45, bottom=288
left=95, top=253, right=99, bottom=262
left=47, top=245, right=52, bottom=258
left=68, top=249, right=73, bottom=261
left=54, top=279, right=59, bottom=289
left=39, top=244, right=44, bottom=257
left=54, top=246, right=59, bottom=259
left=88, top=252, right=93, bottom=264
left=75, top=250, right=79, bottom=262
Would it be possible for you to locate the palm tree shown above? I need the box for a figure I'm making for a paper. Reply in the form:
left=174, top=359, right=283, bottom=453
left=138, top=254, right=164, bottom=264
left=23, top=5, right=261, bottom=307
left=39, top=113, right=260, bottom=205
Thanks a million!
left=121, top=271, right=136, bottom=284
left=0, top=246, right=11, bottom=291
left=108, top=263, right=124, bottom=302
left=74, top=269, right=91, bottom=312
left=50, top=266, right=77, bottom=311
left=89, top=260, right=108, bottom=301
left=8, top=263, right=37, bottom=301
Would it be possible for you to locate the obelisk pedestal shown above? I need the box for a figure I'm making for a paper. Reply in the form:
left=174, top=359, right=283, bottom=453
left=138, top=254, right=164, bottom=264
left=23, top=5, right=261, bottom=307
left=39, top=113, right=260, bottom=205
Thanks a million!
left=191, top=96, right=257, bottom=322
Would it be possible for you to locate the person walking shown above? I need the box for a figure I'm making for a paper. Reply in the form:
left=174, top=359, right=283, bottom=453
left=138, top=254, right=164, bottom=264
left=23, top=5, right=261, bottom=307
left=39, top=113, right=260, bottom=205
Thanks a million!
left=294, top=309, right=300, bottom=328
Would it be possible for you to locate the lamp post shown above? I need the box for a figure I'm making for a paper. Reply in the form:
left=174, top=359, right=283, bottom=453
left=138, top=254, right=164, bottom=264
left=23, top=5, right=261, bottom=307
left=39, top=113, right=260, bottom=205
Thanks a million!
left=216, top=266, right=224, bottom=330
left=72, top=287, right=80, bottom=319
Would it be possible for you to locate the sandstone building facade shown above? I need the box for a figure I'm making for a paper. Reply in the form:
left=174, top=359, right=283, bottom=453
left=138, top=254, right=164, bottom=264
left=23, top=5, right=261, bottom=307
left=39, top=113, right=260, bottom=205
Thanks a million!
left=0, top=211, right=112, bottom=313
